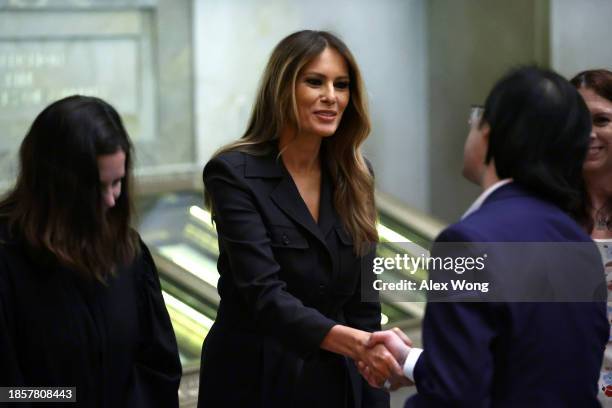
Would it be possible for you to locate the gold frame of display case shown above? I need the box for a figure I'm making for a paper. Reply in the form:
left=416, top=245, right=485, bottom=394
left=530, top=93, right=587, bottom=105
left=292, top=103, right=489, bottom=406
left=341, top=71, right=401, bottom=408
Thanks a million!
left=374, top=191, right=446, bottom=330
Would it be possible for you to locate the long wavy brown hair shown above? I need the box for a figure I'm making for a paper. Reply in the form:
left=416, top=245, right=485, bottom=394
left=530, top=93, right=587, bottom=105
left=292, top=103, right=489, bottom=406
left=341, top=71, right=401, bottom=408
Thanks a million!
left=0, top=95, right=139, bottom=281
left=570, top=69, right=612, bottom=232
left=206, top=30, right=377, bottom=255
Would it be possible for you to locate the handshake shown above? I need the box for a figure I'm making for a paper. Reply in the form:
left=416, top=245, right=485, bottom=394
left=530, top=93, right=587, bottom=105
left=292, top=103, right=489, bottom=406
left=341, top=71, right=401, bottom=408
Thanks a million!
left=356, top=328, right=415, bottom=391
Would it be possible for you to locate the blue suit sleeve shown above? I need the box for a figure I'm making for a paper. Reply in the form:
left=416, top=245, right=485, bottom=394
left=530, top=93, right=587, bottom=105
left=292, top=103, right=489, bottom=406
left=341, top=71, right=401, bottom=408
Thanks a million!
left=406, top=227, right=500, bottom=408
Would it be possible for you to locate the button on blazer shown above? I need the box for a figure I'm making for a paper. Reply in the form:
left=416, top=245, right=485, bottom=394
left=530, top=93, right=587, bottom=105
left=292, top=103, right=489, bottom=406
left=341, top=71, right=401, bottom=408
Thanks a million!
left=197, top=146, right=388, bottom=408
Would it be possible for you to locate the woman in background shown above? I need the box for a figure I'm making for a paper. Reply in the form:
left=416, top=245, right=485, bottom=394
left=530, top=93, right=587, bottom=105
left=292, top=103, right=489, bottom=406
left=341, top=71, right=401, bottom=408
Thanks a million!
left=0, top=95, right=181, bottom=407
left=198, top=30, right=397, bottom=408
left=571, top=69, right=612, bottom=405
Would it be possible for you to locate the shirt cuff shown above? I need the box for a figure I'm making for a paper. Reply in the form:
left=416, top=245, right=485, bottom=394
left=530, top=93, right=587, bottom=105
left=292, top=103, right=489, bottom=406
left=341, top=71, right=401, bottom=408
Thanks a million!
left=402, top=347, right=423, bottom=382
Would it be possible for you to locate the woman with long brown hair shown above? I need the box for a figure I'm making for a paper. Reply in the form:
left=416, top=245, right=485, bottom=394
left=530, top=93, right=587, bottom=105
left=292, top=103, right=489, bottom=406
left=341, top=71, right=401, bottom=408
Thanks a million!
left=571, top=69, right=612, bottom=406
left=197, top=30, right=398, bottom=407
left=0, top=95, right=181, bottom=407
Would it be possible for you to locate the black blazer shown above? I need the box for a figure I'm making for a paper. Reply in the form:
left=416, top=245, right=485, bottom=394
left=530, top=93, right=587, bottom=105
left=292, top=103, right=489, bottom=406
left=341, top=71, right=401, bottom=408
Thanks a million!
left=197, top=148, right=388, bottom=408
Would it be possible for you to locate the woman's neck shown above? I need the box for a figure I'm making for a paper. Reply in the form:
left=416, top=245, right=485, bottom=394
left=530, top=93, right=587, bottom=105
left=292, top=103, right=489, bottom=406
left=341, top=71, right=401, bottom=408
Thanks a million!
left=585, top=174, right=612, bottom=210
left=585, top=174, right=612, bottom=238
left=279, top=127, right=322, bottom=175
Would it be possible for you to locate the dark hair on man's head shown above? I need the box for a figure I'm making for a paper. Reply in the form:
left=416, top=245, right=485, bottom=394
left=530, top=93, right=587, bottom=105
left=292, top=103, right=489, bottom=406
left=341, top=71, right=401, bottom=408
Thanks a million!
left=0, top=95, right=139, bottom=281
left=482, top=66, right=591, bottom=218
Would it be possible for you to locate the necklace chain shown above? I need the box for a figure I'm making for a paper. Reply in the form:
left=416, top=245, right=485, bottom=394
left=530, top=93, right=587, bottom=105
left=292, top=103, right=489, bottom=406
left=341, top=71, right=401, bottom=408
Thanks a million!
left=595, top=205, right=611, bottom=230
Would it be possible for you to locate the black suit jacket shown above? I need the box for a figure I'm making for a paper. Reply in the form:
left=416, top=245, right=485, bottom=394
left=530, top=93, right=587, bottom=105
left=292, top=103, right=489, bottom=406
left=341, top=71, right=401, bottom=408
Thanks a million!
left=197, top=148, right=388, bottom=408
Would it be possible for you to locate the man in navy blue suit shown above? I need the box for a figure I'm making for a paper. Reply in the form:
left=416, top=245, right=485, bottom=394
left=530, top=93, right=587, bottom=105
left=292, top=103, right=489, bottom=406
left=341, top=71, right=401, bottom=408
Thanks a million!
left=360, top=67, right=609, bottom=407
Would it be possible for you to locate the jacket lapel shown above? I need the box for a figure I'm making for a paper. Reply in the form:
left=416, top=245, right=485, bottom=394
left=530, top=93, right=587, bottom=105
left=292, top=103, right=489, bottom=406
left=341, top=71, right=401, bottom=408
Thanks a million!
left=270, top=169, right=331, bottom=250
left=244, top=145, right=337, bottom=256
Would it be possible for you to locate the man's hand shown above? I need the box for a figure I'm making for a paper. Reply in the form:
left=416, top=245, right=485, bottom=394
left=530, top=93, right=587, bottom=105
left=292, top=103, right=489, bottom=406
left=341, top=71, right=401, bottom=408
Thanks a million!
left=357, top=328, right=415, bottom=390
left=356, top=343, right=404, bottom=388
left=368, top=327, right=413, bottom=365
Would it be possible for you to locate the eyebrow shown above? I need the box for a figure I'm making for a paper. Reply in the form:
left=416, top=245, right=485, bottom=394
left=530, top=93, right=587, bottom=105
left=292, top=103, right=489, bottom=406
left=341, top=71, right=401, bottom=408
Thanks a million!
left=100, top=174, right=125, bottom=182
left=302, top=71, right=350, bottom=80
left=591, top=107, right=612, bottom=115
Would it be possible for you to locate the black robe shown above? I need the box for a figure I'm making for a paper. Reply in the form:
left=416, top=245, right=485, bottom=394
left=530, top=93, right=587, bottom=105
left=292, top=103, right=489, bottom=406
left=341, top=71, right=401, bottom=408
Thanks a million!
left=0, top=231, right=181, bottom=407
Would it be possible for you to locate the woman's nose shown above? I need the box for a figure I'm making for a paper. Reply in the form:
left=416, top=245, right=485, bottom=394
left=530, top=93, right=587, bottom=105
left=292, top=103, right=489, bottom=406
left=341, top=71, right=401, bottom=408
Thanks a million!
left=102, top=189, right=116, bottom=209
left=321, top=83, right=335, bottom=102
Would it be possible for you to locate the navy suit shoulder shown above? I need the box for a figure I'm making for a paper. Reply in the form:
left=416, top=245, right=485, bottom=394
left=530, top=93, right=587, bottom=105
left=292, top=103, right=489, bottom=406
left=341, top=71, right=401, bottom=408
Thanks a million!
left=443, top=183, right=591, bottom=243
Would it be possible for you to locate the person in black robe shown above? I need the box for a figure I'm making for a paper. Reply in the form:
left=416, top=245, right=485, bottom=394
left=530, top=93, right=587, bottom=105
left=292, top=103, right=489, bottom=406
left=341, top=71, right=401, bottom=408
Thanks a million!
left=0, top=95, right=181, bottom=407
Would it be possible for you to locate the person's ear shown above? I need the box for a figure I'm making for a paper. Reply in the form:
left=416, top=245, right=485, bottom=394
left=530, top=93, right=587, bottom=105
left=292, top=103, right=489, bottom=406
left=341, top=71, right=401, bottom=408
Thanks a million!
left=480, top=123, right=492, bottom=167
left=480, top=122, right=491, bottom=144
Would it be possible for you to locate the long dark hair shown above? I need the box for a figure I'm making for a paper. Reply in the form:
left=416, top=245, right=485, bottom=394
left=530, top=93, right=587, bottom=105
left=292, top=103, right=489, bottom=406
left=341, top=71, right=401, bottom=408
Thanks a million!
left=482, top=66, right=591, bottom=220
left=0, top=95, right=139, bottom=281
left=206, top=30, right=377, bottom=255
left=570, top=69, right=612, bottom=232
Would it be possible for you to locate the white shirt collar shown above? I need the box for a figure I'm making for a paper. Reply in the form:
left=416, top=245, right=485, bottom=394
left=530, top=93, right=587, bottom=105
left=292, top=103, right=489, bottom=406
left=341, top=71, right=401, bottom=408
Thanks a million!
left=461, top=179, right=513, bottom=220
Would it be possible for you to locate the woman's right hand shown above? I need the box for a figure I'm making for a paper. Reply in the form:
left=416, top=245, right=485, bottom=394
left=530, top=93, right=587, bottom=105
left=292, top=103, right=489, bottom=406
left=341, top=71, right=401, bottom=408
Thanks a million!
left=321, top=324, right=403, bottom=388
left=356, top=342, right=404, bottom=388
left=357, top=328, right=414, bottom=389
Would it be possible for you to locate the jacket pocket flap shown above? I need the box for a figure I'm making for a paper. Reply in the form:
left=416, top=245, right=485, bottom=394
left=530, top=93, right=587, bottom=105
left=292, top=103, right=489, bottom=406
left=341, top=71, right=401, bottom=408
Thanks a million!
left=269, top=225, right=309, bottom=249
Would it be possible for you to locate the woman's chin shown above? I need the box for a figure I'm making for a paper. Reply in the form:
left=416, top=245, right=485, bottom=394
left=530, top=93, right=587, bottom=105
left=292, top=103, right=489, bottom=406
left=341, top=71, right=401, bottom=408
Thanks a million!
left=315, top=126, right=339, bottom=138
left=584, top=159, right=612, bottom=176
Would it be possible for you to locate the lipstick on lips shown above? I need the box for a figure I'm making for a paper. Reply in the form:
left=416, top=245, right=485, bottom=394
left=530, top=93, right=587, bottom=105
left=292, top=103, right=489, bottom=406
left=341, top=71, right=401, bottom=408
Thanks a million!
left=314, top=110, right=337, bottom=122
left=588, top=144, right=604, bottom=154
